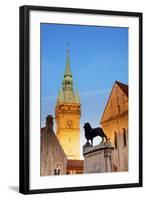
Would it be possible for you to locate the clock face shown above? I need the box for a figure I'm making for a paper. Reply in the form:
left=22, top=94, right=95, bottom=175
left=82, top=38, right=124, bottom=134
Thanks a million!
left=67, top=120, right=73, bottom=128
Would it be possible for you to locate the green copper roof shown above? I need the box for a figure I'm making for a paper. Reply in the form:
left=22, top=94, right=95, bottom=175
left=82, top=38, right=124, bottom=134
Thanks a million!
left=57, top=45, right=80, bottom=104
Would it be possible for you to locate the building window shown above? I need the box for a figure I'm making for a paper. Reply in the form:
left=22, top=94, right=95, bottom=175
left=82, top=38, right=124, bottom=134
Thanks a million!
left=58, top=169, right=61, bottom=175
left=54, top=164, right=61, bottom=175
left=116, top=87, right=118, bottom=93
left=123, top=128, right=126, bottom=147
left=54, top=169, right=57, bottom=175
left=117, top=96, right=119, bottom=105
left=114, top=132, right=118, bottom=149
left=117, top=105, right=120, bottom=114
left=123, top=94, right=125, bottom=103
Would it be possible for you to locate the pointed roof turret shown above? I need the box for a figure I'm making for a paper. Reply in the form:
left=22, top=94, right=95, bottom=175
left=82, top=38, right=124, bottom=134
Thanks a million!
left=75, top=85, right=80, bottom=104
left=64, top=43, right=72, bottom=77
left=57, top=88, right=64, bottom=103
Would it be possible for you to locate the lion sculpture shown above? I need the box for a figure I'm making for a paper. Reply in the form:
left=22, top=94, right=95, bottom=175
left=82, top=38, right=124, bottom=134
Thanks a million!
left=83, top=122, right=108, bottom=146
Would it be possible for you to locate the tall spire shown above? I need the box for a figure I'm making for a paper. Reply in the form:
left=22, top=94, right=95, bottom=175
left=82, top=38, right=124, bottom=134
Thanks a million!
left=64, top=43, right=72, bottom=77
left=56, top=44, right=80, bottom=104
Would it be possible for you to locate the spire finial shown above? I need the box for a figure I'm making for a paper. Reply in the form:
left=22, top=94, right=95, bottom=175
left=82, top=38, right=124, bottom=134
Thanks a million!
left=64, top=43, right=72, bottom=77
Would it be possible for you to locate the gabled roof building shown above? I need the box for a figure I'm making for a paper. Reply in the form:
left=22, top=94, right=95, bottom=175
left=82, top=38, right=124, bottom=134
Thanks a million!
left=100, top=81, right=128, bottom=171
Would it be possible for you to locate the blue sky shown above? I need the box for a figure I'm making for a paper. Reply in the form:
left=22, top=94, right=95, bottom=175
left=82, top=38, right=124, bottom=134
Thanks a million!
left=40, top=23, right=128, bottom=153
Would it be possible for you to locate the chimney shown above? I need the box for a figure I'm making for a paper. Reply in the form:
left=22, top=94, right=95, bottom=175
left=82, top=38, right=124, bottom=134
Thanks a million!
left=46, top=115, right=53, bottom=132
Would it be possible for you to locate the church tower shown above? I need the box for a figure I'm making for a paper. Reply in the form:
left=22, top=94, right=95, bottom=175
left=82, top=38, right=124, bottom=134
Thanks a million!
left=55, top=45, right=81, bottom=160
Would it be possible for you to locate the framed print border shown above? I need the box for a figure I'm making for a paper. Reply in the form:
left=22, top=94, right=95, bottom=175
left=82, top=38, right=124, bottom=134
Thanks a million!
left=19, top=5, right=143, bottom=194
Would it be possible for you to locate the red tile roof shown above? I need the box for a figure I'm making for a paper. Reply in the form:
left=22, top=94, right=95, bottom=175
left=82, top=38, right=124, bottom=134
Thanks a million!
left=67, top=159, right=84, bottom=169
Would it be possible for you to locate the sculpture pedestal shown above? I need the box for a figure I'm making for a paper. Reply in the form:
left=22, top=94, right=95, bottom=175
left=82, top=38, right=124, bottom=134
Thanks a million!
left=83, top=141, right=114, bottom=173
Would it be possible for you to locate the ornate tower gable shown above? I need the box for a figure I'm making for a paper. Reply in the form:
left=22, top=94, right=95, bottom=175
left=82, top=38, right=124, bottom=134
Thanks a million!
left=55, top=103, right=81, bottom=115
left=100, top=81, right=128, bottom=124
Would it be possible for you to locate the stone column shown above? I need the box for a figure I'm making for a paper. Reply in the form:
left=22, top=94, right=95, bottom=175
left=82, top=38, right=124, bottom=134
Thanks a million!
left=83, top=141, right=114, bottom=173
left=104, top=148, right=113, bottom=172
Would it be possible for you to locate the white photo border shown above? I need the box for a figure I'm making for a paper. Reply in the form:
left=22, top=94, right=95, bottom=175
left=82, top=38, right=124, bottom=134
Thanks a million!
left=19, top=6, right=142, bottom=194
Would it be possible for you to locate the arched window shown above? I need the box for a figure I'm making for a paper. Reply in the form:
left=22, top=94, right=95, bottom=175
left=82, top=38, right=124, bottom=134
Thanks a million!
left=114, top=132, right=118, bottom=149
left=123, top=128, right=126, bottom=147
left=117, top=96, right=119, bottom=105
left=69, top=137, right=71, bottom=143
left=116, top=87, right=118, bottom=93
left=123, top=94, right=125, bottom=103
left=117, top=105, right=120, bottom=114
left=54, top=164, right=61, bottom=175
left=58, top=169, right=61, bottom=175
left=54, top=169, right=57, bottom=175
